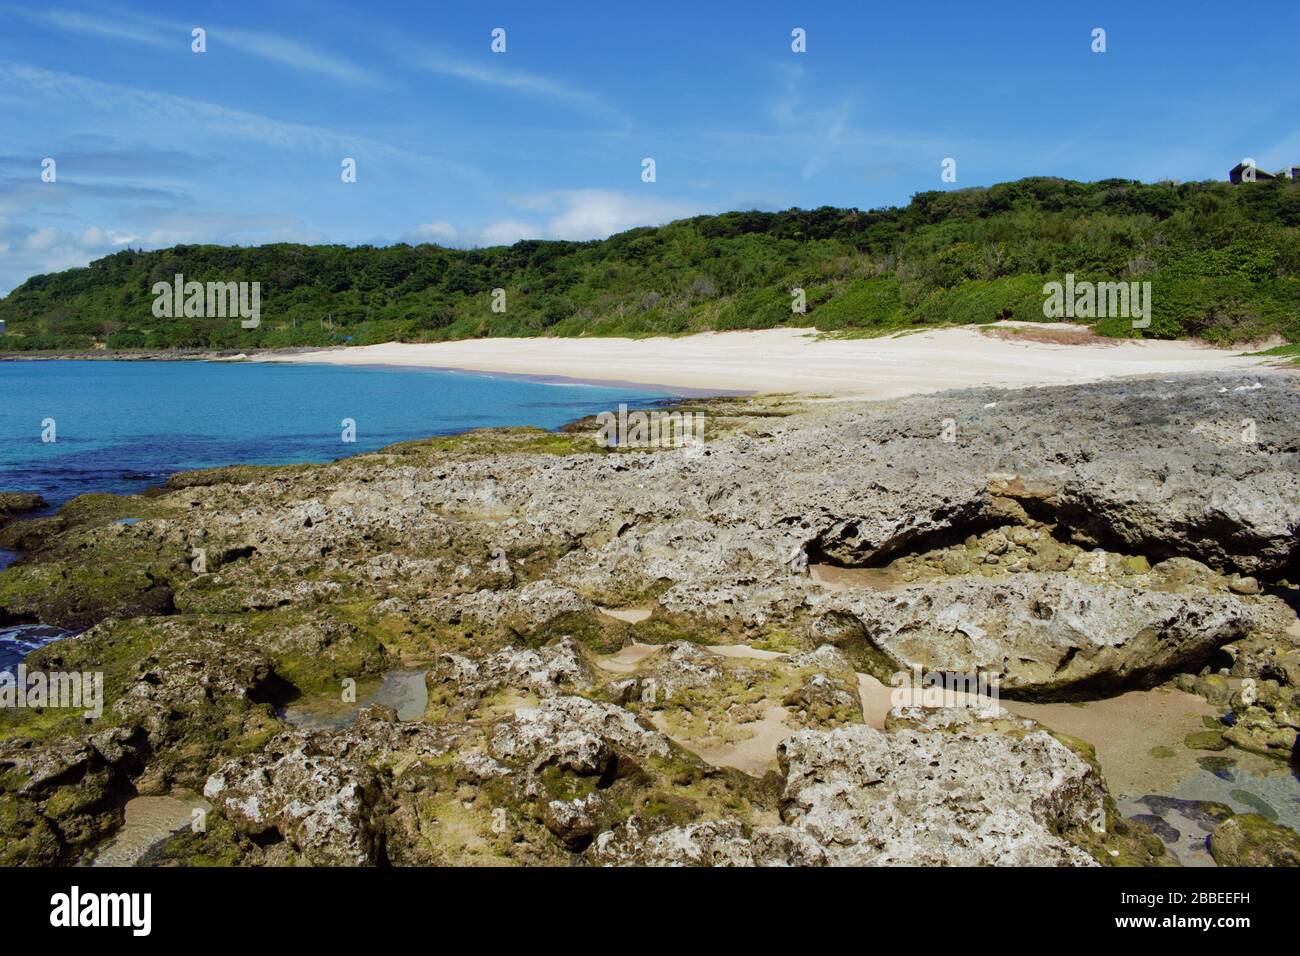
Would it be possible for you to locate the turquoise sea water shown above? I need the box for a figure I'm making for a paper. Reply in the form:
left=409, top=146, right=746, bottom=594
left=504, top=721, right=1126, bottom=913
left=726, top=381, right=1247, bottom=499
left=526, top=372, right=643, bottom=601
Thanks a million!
left=0, top=360, right=670, bottom=668
left=0, top=360, right=670, bottom=507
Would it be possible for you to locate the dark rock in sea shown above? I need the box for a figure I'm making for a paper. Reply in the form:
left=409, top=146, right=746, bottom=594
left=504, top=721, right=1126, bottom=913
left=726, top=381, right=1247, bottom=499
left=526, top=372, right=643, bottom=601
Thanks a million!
left=1196, top=755, right=1238, bottom=780
left=0, top=492, right=47, bottom=529
left=1129, top=813, right=1180, bottom=844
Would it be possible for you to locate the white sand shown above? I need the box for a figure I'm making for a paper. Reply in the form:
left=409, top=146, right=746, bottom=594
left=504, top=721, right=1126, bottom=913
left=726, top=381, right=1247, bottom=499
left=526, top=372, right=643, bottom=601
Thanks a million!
left=259, top=324, right=1272, bottom=397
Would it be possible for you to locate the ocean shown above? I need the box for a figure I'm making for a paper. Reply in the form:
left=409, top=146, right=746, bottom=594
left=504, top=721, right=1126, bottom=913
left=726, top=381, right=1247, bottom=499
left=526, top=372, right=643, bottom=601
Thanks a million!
left=0, top=358, right=671, bottom=668
left=0, top=360, right=670, bottom=505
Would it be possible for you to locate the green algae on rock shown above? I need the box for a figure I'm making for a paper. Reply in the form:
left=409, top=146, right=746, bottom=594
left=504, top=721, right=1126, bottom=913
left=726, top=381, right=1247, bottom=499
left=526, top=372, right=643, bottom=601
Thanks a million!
left=0, top=492, right=46, bottom=529
left=1210, top=813, right=1300, bottom=866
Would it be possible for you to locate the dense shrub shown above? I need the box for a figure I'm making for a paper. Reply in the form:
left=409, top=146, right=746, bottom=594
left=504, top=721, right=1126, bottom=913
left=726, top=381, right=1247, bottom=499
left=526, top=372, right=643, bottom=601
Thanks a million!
left=2, top=177, right=1297, bottom=348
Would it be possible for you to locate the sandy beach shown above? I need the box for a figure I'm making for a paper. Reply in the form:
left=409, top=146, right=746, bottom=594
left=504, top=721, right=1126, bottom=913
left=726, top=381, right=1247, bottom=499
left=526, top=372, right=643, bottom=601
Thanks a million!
left=256, top=323, right=1274, bottom=397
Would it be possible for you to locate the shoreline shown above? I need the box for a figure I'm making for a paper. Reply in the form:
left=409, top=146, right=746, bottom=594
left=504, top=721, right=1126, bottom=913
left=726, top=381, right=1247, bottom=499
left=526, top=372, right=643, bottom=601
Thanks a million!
left=0, top=346, right=323, bottom=363
left=0, top=358, right=710, bottom=526
left=0, top=349, right=743, bottom=398
left=1, top=323, right=1282, bottom=399
left=277, top=362, right=752, bottom=399
left=0, top=333, right=1288, bottom=519
left=251, top=325, right=1276, bottom=398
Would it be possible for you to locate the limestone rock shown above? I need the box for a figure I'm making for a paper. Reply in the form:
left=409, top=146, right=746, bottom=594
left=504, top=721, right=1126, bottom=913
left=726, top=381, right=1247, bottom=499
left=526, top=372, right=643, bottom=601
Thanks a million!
left=542, top=793, right=605, bottom=849
left=789, top=644, right=853, bottom=672
left=430, top=636, right=594, bottom=705
left=203, top=732, right=386, bottom=866
left=589, top=818, right=827, bottom=867
left=636, top=641, right=722, bottom=702
left=828, top=574, right=1259, bottom=698
left=490, top=695, right=671, bottom=768
left=433, top=580, right=595, bottom=641
left=777, top=722, right=1105, bottom=865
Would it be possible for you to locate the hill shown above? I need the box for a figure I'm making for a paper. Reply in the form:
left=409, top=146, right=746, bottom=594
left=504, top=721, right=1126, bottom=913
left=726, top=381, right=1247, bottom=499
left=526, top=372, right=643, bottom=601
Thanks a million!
left=1, top=176, right=1298, bottom=351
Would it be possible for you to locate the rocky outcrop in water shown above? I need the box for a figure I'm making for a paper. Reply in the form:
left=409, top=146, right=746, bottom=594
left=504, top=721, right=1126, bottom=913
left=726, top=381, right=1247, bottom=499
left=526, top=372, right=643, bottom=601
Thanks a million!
left=0, top=492, right=46, bottom=529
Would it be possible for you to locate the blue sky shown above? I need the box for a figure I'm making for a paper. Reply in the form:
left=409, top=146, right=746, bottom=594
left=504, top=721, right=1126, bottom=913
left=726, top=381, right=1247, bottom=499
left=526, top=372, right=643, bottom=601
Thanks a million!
left=1, top=0, right=1297, bottom=293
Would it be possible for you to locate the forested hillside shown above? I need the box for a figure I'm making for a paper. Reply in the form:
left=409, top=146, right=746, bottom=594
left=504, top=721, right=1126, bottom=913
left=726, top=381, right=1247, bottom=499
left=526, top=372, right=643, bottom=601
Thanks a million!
left=2, top=176, right=1297, bottom=351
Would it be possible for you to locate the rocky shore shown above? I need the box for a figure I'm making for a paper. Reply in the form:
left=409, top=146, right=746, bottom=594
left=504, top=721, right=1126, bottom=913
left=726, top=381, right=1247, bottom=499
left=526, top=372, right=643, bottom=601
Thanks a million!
left=1, top=371, right=1297, bottom=866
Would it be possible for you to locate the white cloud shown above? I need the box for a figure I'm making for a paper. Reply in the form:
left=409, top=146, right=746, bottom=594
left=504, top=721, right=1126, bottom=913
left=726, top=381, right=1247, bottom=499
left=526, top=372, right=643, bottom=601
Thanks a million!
left=542, top=190, right=702, bottom=240
left=77, top=225, right=137, bottom=247
left=415, top=190, right=713, bottom=249
left=0, top=221, right=125, bottom=292
left=0, top=212, right=321, bottom=294
left=408, top=221, right=458, bottom=244
left=23, top=226, right=65, bottom=252
left=476, top=220, right=538, bottom=246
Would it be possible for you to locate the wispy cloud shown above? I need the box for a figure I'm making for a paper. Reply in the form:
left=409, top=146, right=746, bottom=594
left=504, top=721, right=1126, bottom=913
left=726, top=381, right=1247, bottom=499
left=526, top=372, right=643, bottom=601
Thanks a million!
left=419, top=54, right=626, bottom=124
left=0, top=60, right=485, bottom=185
left=26, top=8, right=171, bottom=48
left=0, top=146, right=215, bottom=178
left=204, top=24, right=382, bottom=87
left=769, top=64, right=860, bottom=181
left=0, top=56, right=494, bottom=288
left=0, top=177, right=189, bottom=217
left=10, top=5, right=383, bottom=86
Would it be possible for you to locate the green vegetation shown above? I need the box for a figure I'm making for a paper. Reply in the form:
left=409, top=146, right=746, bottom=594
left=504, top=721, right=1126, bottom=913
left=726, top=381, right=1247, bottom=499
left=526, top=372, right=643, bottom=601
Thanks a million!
left=1251, top=341, right=1300, bottom=363
left=2, top=176, right=1297, bottom=350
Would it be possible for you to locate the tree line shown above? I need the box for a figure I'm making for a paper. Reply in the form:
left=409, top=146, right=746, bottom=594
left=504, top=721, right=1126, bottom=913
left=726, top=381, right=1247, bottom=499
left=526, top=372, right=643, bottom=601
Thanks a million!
left=2, top=176, right=1297, bottom=351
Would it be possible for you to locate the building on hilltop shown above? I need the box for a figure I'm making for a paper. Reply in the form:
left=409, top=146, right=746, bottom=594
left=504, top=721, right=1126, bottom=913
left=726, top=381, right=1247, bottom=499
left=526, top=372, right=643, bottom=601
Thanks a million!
left=1229, top=161, right=1300, bottom=184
